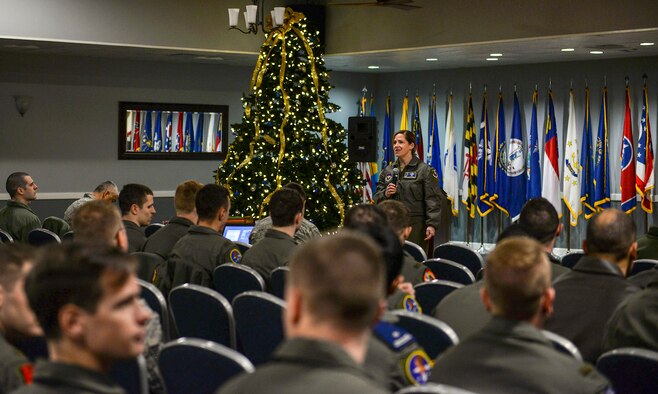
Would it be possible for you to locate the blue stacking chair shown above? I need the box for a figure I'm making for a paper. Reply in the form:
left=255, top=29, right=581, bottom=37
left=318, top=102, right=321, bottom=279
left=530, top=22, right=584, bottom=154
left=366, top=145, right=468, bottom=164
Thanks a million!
left=560, top=251, right=584, bottom=269
left=404, top=240, right=428, bottom=263
left=270, top=266, right=289, bottom=299
left=159, top=338, right=254, bottom=394
left=234, top=241, right=252, bottom=254
left=414, top=280, right=463, bottom=315
left=388, top=310, right=459, bottom=360
left=213, top=263, right=265, bottom=302
left=597, top=347, right=658, bottom=394
left=542, top=330, right=583, bottom=361
left=423, top=258, right=475, bottom=285
left=145, top=223, right=165, bottom=238
left=169, top=284, right=236, bottom=349
left=628, top=259, right=658, bottom=277
left=109, top=355, right=148, bottom=394
left=27, top=228, right=61, bottom=246
left=433, top=243, right=484, bottom=277
left=0, top=229, right=13, bottom=243
left=137, top=279, right=171, bottom=341
left=232, top=291, right=286, bottom=365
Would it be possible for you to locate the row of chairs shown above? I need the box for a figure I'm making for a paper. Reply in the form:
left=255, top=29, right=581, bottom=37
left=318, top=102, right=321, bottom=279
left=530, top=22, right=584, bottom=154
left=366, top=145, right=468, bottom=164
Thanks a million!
left=0, top=227, right=74, bottom=246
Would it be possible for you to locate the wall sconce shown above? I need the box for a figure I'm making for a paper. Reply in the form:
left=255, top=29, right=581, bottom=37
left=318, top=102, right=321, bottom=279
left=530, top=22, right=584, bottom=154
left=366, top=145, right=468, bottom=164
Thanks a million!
left=14, top=95, right=32, bottom=117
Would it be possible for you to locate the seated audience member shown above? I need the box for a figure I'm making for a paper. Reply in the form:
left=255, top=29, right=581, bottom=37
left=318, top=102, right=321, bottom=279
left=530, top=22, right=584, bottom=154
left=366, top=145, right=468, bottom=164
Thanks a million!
left=604, top=275, right=658, bottom=352
left=63, top=181, right=119, bottom=225
left=430, top=237, right=610, bottom=393
left=14, top=244, right=151, bottom=394
left=249, top=182, right=320, bottom=245
left=164, top=184, right=241, bottom=292
left=544, top=208, right=640, bottom=364
left=518, top=198, right=569, bottom=280
left=0, top=245, right=42, bottom=393
left=378, top=200, right=433, bottom=284
left=143, top=180, right=203, bottom=258
left=636, top=224, right=658, bottom=260
left=432, top=223, right=528, bottom=340
left=119, top=183, right=156, bottom=253
left=0, top=172, right=40, bottom=243
left=218, top=232, right=388, bottom=394
left=240, top=188, right=302, bottom=289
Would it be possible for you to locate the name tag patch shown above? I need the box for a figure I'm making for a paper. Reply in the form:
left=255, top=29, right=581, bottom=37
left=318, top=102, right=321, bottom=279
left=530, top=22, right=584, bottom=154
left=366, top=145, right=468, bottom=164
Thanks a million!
left=403, top=172, right=417, bottom=180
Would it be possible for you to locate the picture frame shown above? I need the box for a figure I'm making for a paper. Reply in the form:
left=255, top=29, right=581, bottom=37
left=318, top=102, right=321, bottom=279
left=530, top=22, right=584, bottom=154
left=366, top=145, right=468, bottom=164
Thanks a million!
left=118, top=102, right=229, bottom=160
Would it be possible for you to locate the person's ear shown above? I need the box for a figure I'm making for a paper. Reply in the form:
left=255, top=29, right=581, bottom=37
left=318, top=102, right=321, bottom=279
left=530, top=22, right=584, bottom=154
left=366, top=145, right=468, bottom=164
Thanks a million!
left=582, top=239, right=588, bottom=254
left=373, top=299, right=387, bottom=326
left=0, top=284, right=6, bottom=309
left=294, top=212, right=302, bottom=226
left=402, top=226, right=412, bottom=240
left=130, top=203, right=139, bottom=216
left=628, top=241, right=638, bottom=262
left=540, top=287, right=555, bottom=318
left=480, top=286, right=492, bottom=312
left=58, top=304, right=86, bottom=342
left=116, top=227, right=129, bottom=252
left=555, top=223, right=563, bottom=237
left=284, top=287, right=303, bottom=332
left=389, top=274, right=403, bottom=295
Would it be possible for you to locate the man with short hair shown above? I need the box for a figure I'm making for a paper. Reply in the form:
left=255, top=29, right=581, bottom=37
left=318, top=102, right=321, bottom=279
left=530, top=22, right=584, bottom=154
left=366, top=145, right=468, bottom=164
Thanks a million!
left=544, top=208, right=640, bottom=364
left=143, top=180, right=203, bottom=258
left=0, top=172, right=40, bottom=243
left=63, top=181, right=119, bottom=225
left=119, top=183, right=156, bottom=252
left=430, top=237, right=610, bottom=393
left=72, top=200, right=128, bottom=251
left=164, top=184, right=241, bottom=292
left=518, top=197, right=569, bottom=280
left=0, top=244, right=42, bottom=393
left=219, top=232, right=388, bottom=394
left=15, top=244, right=151, bottom=394
left=240, top=188, right=302, bottom=289
left=249, top=182, right=320, bottom=245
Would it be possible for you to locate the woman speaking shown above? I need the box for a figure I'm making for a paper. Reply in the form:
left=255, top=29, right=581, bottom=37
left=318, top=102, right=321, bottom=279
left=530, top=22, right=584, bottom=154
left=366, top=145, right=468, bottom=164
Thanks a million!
left=374, top=130, right=444, bottom=253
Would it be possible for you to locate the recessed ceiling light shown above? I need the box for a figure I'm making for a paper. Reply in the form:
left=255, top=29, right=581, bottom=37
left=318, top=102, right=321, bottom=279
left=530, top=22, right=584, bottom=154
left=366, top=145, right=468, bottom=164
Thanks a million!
left=640, top=42, right=655, bottom=46
left=486, top=57, right=499, bottom=61
left=426, top=58, right=438, bottom=62
left=367, top=65, right=379, bottom=69
left=490, top=53, right=503, bottom=57
left=561, top=48, right=575, bottom=52
left=590, top=50, right=604, bottom=55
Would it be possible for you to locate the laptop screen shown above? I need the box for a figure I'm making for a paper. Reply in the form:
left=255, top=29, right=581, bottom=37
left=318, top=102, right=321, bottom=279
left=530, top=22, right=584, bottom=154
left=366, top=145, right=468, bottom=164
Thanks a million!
left=222, top=225, right=254, bottom=244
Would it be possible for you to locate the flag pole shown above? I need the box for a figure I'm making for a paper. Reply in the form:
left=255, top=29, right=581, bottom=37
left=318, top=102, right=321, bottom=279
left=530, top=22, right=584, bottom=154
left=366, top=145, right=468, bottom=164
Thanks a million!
left=566, top=211, right=571, bottom=252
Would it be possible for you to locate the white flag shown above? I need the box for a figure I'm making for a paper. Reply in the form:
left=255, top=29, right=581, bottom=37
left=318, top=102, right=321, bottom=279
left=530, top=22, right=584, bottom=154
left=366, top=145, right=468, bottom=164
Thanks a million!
left=443, top=95, right=459, bottom=216
left=562, top=91, right=581, bottom=226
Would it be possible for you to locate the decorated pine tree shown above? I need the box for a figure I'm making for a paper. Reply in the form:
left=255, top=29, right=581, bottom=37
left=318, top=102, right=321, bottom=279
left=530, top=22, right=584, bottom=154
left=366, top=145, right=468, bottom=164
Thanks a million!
left=214, top=9, right=361, bottom=231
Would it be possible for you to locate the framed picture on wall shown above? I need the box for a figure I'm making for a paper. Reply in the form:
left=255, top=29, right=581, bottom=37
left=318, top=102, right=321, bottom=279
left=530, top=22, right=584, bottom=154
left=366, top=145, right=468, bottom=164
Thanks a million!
left=118, top=102, right=229, bottom=160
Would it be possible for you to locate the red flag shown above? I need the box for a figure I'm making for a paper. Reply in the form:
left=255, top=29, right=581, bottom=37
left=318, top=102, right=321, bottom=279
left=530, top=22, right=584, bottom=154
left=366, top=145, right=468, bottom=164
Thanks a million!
left=177, top=112, right=184, bottom=152
left=636, top=84, right=654, bottom=212
left=620, top=87, right=637, bottom=214
left=132, top=110, right=141, bottom=152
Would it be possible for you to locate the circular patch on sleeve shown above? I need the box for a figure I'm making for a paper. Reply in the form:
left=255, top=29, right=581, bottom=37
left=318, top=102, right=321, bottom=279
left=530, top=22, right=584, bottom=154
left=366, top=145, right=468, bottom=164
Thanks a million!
left=403, top=295, right=422, bottom=314
left=385, top=173, right=392, bottom=183
left=431, top=168, right=439, bottom=179
left=404, top=350, right=432, bottom=385
left=423, top=268, right=436, bottom=282
left=230, top=249, right=242, bottom=263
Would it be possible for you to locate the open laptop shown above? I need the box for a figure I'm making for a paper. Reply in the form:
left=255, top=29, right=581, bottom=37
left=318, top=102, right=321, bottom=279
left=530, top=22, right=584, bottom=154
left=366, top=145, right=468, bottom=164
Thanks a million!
left=222, top=224, right=254, bottom=244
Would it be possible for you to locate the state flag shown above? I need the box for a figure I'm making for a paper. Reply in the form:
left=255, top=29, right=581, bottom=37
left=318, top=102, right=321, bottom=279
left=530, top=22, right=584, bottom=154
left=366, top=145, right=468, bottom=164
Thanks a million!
left=562, top=90, right=581, bottom=226
left=542, top=91, right=562, bottom=217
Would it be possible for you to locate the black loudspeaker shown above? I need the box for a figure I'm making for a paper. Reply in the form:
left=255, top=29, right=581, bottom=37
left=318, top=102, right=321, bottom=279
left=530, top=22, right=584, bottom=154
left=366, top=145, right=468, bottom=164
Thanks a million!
left=348, top=116, right=378, bottom=162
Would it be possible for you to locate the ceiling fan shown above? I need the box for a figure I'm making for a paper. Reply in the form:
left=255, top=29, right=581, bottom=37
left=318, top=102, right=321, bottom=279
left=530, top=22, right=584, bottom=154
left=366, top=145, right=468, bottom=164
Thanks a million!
left=327, top=0, right=421, bottom=10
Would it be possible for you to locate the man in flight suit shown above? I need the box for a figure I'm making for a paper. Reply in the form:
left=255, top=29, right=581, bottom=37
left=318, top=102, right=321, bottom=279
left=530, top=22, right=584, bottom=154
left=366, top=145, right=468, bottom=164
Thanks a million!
left=0, top=172, right=40, bottom=243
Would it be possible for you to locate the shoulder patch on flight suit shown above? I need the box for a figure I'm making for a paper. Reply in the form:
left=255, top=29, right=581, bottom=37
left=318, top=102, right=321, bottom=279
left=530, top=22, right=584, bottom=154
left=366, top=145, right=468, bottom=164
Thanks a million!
left=404, top=350, right=432, bottom=385
left=431, top=168, right=439, bottom=179
left=385, top=173, right=393, bottom=183
left=423, top=268, right=436, bottom=282
left=403, top=295, right=422, bottom=313
left=230, top=248, right=242, bottom=263
left=403, top=172, right=417, bottom=180
left=373, top=321, right=415, bottom=352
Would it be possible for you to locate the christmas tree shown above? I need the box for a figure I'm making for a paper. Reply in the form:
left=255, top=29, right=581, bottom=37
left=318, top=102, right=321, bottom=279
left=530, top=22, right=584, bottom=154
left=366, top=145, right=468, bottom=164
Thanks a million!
left=214, top=9, right=361, bottom=231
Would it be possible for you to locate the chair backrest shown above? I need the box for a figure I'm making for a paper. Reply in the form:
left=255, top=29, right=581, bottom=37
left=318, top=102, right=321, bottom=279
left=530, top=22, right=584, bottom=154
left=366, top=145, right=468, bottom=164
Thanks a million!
left=158, top=338, right=254, bottom=394
left=413, top=280, right=463, bottom=315
left=169, top=284, right=236, bottom=349
left=433, top=243, right=484, bottom=276
left=395, top=383, right=478, bottom=394
left=423, top=258, right=475, bottom=285
left=597, top=347, right=658, bottom=394
left=0, top=228, right=13, bottom=244
left=213, top=264, right=265, bottom=302
left=41, top=216, right=71, bottom=237
left=404, top=240, right=428, bottom=263
left=388, top=310, right=459, bottom=360
left=61, top=231, right=74, bottom=242
left=560, top=251, right=584, bottom=269
left=137, top=279, right=170, bottom=341
left=541, top=330, right=583, bottom=361
left=131, top=252, right=165, bottom=282
left=109, top=355, right=149, bottom=394
left=145, top=223, right=165, bottom=238
left=27, top=228, right=61, bottom=246
left=628, top=259, right=658, bottom=277
left=270, top=266, right=289, bottom=299
left=235, top=241, right=252, bottom=254
left=232, top=291, right=286, bottom=365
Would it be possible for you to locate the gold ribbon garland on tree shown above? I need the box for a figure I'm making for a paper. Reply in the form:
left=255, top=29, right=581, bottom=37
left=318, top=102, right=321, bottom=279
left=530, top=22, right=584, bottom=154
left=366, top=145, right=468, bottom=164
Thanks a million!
left=225, top=8, right=345, bottom=222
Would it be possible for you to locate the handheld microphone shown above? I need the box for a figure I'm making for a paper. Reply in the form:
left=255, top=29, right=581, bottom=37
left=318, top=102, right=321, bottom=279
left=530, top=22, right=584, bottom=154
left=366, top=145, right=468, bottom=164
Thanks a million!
left=391, top=167, right=399, bottom=185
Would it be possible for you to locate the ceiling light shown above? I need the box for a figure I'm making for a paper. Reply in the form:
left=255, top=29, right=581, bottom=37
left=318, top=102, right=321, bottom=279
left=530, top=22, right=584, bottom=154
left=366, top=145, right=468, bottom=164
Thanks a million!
left=590, top=50, right=604, bottom=55
left=426, top=58, right=438, bottom=62
left=486, top=58, right=498, bottom=61
left=561, top=48, right=575, bottom=52
left=490, top=53, right=503, bottom=57
left=640, top=42, right=655, bottom=46
left=368, top=65, right=380, bottom=69
left=228, top=1, right=285, bottom=34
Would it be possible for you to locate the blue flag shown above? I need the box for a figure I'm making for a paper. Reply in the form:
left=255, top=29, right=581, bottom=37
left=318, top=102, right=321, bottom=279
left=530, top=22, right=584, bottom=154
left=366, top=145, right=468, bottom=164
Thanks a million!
left=429, top=93, right=443, bottom=188
left=492, top=93, right=509, bottom=216
left=153, top=111, right=162, bottom=152
left=412, top=95, right=425, bottom=161
left=164, top=112, right=172, bottom=152
left=580, top=88, right=596, bottom=218
left=141, top=111, right=152, bottom=152
left=593, top=88, right=611, bottom=209
left=508, top=92, right=526, bottom=221
left=477, top=93, right=494, bottom=216
left=194, top=112, right=204, bottom=152
left=526, top=90, right=542, bottom=200
left=184, top=112, right=193, bottom=152
left=382, top=95, right=393, bottom=167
